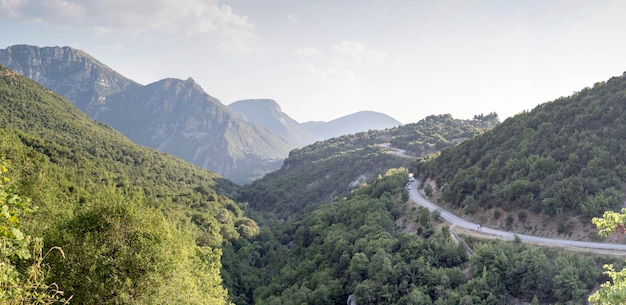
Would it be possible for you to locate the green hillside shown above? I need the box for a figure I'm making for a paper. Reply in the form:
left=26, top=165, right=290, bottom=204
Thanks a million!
left=225, top=169, right=615, bottom=305
left=224, top=97, right=620, bottom=305
left=416, top=73, right=626, bottom=235
left=2, top=60, right=621, bottom=305
left=238, top=114, right=499, bottom=219
left=0, top=65, right=257, bottom=304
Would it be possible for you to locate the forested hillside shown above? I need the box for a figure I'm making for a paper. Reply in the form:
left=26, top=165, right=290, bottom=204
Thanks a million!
left=238, top=114, right=499, bottom=219
left=224, top=169, right=616, bottom=304
left=416, top=72, right=626, bottom=235
left=391, top=113, right=498, bottom=157
left=4, top=58, right=621, bottom=305
left=0, top=65, right=256, bottom=303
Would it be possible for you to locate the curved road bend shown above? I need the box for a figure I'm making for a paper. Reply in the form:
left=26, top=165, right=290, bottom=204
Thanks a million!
left=407, top=181, right=626, bottom=251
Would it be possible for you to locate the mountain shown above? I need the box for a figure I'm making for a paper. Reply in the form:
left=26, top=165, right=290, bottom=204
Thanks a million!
left=0, top=64, right=252, bottom=304
left=1, top=62, right=611, bottom=305
left=97, top=78, right=294, bottom=184
left=226, top=108, right=609, bottom=305
left=238, top=113, right=498, bottom=219
left=302, top=110, right=402, bottom=140
left=228, top=100, right=404, bottom=145
left=415, top=72, right=626, bottom=237
left=0, top=45, right=295, bottom=184
left=228, top=99, right=316, bottom=146
left=0, top=44, right=140, bottom=116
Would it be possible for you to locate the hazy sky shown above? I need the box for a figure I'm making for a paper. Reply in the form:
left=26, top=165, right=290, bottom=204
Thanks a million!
left=1, top=0, right=626, bottom=124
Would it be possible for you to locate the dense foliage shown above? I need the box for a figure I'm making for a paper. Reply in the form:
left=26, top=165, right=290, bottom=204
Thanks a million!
left=238, top=114, right=498, bottom=219
left=0, top=158, right=68, bottom=304
left=589, top=208, right=626, bottom=304
left=390, top=113, right=499, bottom=156
left=2, top=61, right=621, bottom=305
left=0, top=65, right=256, bottom=303
left=416, top=73, right=626, bottom=222
left=226, top=169, right=611, bottom=304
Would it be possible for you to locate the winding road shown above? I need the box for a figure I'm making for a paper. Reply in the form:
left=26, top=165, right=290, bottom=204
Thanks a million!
left=407, top=181, right=626, bottom=251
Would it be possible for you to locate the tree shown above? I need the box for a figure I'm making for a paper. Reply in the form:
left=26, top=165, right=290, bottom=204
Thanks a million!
left=588, top=208, right=626, bottom=304
left=0, top=158, right=68, bottom=304
left=46, top=186, right=230, bottom=305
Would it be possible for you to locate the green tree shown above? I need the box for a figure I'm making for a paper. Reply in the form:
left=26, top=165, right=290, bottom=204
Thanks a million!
left=589, top=208, right=626, bottom=304
left=0, top=158, right=68, bottom=304
left=47, top=186, right=230, bottom=305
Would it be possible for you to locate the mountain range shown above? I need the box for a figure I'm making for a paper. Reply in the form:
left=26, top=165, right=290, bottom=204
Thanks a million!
left=228, top=98, right=402, bottom=145
left=0, top=45, right=401, bottom=184
left=300, top=110, right=402, bottom=141
left=1, top=49, right=624, bottom=304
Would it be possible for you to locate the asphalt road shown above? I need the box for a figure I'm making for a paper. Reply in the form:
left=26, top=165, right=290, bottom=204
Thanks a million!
left=407, top=181, right=626, bottom=251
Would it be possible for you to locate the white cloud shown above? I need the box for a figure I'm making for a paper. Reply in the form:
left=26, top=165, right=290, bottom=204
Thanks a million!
left=0, top=0, right=256, bottom=53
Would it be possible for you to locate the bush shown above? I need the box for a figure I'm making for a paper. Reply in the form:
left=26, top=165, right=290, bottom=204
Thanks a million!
left=505, top=214, right=514, bottom=227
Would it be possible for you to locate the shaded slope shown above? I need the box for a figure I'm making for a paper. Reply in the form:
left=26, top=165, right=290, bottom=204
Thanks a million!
left=99, top=78, right=295, bottom=184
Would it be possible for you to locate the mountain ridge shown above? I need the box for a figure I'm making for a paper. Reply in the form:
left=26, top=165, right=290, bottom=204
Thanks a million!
left=228, top=99, right=402, bottom=145
left=0, top=45, right=295, bottom=184
left=303, top=110, right=402, bottom=141
left=228, top=98, right=317, bottom=145
left=0, top=44, right=140, bottom=116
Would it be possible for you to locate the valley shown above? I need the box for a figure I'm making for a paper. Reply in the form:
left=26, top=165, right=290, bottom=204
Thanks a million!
left=1, top=48, right=626, bottom=304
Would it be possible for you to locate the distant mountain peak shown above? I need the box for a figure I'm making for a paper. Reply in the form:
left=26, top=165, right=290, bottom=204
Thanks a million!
left=302, top=110, right=402, bottom=141
left=0, top=45, right=296, bottom=184
left=228, top=99, right=315, bottom=146
left=233, top=99, right=282, bottom=112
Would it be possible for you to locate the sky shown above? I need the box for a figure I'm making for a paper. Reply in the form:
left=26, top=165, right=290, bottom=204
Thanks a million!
left=1, top=0, right=626, bottom=124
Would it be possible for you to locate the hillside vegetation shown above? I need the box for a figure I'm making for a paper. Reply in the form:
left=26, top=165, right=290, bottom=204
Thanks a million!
left=3, top=59, right=622, bottom=305
left=238, top=114, right=499, bottom=219
left=0, top=65, right=257, bottom=304
left=225, top=169, right=616, bottom=304
left=416, top=72, right=626, bottom=232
